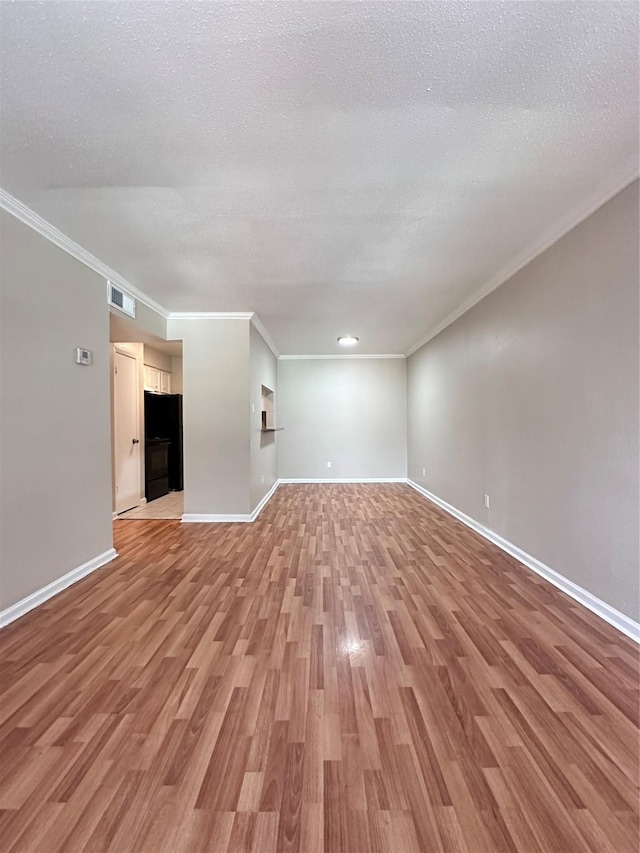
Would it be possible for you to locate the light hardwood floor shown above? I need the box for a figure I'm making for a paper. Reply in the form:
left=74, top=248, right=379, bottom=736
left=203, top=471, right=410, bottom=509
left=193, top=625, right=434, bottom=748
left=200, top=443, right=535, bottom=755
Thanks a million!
left=0, top=484, right=638, bottom=852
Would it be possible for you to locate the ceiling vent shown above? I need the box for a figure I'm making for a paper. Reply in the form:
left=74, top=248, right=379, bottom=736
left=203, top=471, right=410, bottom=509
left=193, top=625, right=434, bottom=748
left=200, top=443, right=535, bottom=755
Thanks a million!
left=108, top=281, right=136, bottom=319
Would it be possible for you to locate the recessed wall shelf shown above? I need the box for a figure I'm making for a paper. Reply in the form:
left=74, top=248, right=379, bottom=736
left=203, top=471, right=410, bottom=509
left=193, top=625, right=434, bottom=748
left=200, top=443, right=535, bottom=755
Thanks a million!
left=261, top=384, right=278, bottom=432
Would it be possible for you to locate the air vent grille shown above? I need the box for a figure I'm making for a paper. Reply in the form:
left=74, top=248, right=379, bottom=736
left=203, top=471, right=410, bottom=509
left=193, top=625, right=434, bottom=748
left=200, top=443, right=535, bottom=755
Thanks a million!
left=108, top=281, right=136, bottom=319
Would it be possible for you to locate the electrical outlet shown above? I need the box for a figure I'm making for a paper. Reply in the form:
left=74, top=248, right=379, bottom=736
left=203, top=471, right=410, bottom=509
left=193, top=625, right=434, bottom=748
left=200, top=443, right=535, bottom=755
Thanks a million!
left=327, top=461, right=332, bottom=469
left=261, top=475, right=264, bottom=484
left=251, top=402, right=255, bottom=414
left=422, top=468, right=426, bottom=477
left=484, top=494, right=490, bottom=508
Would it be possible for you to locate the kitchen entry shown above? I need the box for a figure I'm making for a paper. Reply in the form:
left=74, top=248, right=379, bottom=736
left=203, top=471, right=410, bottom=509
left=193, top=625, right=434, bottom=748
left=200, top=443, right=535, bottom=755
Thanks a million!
left=144, top=390, right=183, bottom=501
left=110, top=310, right=184, bottom=521
left=117, top=491, right=183, bottom=520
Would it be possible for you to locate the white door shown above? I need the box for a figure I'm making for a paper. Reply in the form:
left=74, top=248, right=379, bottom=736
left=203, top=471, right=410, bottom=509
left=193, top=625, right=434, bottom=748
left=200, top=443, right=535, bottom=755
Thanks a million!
left=114, top=350, right=141, bottom=513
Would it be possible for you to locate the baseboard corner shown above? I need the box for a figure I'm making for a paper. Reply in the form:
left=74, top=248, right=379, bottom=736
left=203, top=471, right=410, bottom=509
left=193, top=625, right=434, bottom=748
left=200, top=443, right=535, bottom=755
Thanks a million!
left=249, top=480, right=281, bottom=521
left=182, top=481, right=281, bottom=524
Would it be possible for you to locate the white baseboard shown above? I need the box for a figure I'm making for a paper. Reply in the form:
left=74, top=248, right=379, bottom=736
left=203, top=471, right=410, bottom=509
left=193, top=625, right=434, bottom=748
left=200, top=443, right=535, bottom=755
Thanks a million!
left=182, top=480, right=280, bottom=524
left=279, top=478, right=407, bottom=484
left=406, top=480, right=639, bottom=643
left=0, top=548, right=118, bottom=629
left=249, top=480, right=280, bottom=521
left=182, top=513, right=254, bottom=523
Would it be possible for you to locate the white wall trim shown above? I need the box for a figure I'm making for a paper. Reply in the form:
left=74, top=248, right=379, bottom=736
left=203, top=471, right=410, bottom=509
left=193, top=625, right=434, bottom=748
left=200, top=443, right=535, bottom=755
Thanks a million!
left=0, top=548, right=118, bottom=629
left=182, top=513, right=255, bottom=523
left=279, top=478, right=407, bottom=484
left=406, top=480, right=639, bottom=643
left=0, top=188, right=170, bottom=319
left=5, top=168, right=636, bottom=366
left=250, top=315, right=280, bottom=358
left=182, top=480, right=408, bottom=521
left=168, top=311, right=254, bottom=320
left=0, top=190, right=278, bottom=362
left=405, top=165, right=639, bottom=356
left=182, top=480, right=281, bottom=523
left=278, top=354, right=406, bottom=360
left=167, top=311, right=280, bottom=358
left=249, top=479, right=280, bottom=521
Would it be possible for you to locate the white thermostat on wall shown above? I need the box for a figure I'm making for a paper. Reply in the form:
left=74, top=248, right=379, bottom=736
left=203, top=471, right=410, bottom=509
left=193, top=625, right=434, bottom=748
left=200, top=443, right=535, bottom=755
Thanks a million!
left=76, top=347, right=92, bottom=366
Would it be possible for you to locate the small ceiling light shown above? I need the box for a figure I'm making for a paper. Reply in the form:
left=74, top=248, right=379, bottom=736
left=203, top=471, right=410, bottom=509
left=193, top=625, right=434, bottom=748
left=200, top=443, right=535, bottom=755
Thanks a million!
left=337, top=335, right=359, bottom=347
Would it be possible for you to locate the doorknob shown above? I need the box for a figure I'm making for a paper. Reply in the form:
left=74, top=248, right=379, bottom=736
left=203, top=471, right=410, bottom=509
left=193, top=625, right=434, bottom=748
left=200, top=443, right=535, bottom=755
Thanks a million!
left=132, top=438, right=140, bottom=444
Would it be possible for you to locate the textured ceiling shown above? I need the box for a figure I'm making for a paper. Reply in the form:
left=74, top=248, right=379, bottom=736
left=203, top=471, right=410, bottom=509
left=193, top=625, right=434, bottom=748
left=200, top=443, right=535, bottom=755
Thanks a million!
left=1, top=2, right=638, bottom=354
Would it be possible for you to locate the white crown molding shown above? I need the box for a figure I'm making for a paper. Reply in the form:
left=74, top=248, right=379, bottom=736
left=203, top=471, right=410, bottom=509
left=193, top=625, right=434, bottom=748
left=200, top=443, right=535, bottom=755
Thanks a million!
left=0, top=188, right=282, bottom=353
left=6, top=162, right=636, bottom=364
left=0, top=548, right=118, bottom=628
left=0, top=187, right=171, bottom=319
left=406, top=480, right=639, bottom=643
left=250, top=314, right=280, bottom=358
left=278, top=354, right=406, bottom=360
left=167, top=311, right=254, bottom=320
left=279, top=478, right=406, bottom=483
left=405, top=164, right=640, bottom=357
left=167, top=311, right=280, bottom=358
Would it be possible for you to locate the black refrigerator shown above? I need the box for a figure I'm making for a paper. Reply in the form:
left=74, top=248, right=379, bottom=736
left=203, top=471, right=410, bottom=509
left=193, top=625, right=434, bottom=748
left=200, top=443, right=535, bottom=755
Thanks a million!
left=144, top=392, right=183, bottom=498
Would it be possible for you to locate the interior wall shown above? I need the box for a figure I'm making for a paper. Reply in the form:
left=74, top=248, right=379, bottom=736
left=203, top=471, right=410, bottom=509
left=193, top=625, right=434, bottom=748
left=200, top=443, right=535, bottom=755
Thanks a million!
left=109, top=304, right=167, bottom=341
left=278, top=358, right=407, bottom=480
left=0, top=210, right=114, bottom=611
left=250, top=324, right=278, bottom=511
left=143, top=344, right=172, bottom=373
left=168, top=317, right=251, bottom=516
left=171, top=356, right=183, bottom=394
left=408, top=179, right=640, bottom=621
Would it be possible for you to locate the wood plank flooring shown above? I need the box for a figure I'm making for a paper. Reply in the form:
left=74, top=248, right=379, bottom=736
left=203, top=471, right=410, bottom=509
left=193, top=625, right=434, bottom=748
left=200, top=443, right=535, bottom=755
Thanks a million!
left=0, top=483, right=638, bottom=852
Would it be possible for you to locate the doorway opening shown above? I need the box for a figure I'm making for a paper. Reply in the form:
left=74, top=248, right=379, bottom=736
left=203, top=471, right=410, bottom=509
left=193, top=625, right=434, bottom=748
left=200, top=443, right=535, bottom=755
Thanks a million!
left=110, top=311, right=184, bottom=520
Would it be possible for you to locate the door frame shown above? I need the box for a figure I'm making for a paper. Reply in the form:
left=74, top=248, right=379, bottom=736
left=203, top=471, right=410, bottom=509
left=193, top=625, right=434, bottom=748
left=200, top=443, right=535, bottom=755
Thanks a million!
left=112, top=345, right=143, bottom=514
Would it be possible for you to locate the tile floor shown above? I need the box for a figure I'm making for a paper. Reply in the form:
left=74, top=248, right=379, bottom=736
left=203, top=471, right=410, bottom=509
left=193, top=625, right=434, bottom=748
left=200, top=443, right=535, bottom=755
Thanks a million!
left=117, top=491, right=183, bottom=520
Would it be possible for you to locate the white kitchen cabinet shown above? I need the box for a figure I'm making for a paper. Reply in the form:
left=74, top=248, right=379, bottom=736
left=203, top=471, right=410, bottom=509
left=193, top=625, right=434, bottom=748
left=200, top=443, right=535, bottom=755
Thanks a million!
left=144, top=365, right=160, bottom=392
left=144, top=366, right=171, bottom=393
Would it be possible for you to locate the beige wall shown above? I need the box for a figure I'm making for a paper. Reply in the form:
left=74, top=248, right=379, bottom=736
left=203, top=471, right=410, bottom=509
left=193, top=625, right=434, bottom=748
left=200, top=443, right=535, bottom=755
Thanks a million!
left=168, top=317, right=251, bottom=515
left=109, top=303, right=167, bottom=341
left=143, top=344, right=172, bottom=373
left=250, top=324, right=278, bottom=510
left=408, top=180, right=639, bottom=620
left=171, top=356, right=183, bottom=394
left=1, top=210, right=114, bottom=610
left=278, top=358, right=407, bottom=480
